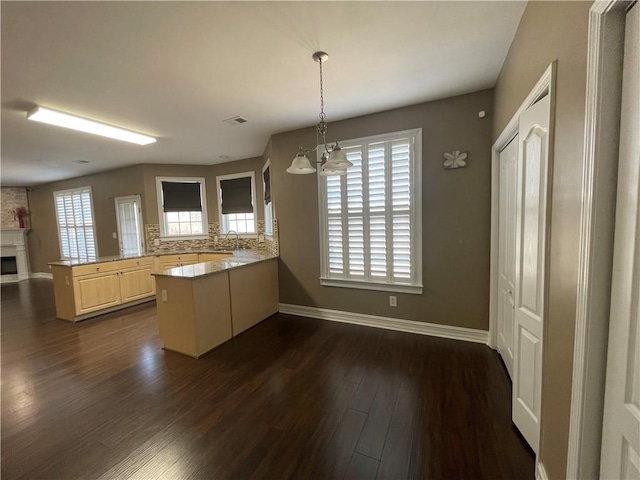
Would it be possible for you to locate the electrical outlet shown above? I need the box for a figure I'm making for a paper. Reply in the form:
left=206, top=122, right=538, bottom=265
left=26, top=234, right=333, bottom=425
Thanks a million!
left=112, top=232, right=117, bottom=239
left=65, top=275, right=70, bottom=286
left=154, top=239, right=160, bottom=246
left=214, top=236, right=218, bottom=243
left=161, top=290, right=168, bottom=302
left=389, top=295, right=397, bottom=307
left=259, top=235, right=265, bottom=243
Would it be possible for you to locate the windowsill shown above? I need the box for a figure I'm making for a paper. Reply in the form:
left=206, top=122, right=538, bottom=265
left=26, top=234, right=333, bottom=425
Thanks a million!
left=159, top=235, right=209, bottom=241
left=320, top=277, right=423, bottom=294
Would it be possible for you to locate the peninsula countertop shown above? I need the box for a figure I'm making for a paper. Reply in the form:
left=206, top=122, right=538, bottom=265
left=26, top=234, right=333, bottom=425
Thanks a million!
left=151, top=250, right=277, bottom=279
left=48, top=249, right=240, bottom=267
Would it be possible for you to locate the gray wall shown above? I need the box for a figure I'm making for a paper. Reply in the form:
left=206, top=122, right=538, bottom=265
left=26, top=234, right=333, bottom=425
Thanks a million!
left=493, top=2, right=591, bottom=478
left=270, top=89, right=494, bottom=330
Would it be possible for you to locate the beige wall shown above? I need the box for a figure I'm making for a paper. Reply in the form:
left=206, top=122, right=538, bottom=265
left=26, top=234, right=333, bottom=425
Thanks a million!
left=270, top=89, right=494, bottom=330
left=1, top=187, right=29, bottom=229
left=493, top=2, right=591, bottom=478
left=27, top=165, right=145, bottom=273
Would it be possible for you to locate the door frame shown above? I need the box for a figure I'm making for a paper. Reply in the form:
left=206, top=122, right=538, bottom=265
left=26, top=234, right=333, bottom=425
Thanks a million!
left=114, top=195, right=145, bottom=255
left=489, top=63, right=556, bottom=351
left=566, top=1, right=630, bottom=478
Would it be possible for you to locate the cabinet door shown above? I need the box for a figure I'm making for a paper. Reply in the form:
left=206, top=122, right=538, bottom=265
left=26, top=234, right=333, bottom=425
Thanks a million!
left=73, top=271, right=121, bottom=315
left=119, top=266, right=155, bottom=303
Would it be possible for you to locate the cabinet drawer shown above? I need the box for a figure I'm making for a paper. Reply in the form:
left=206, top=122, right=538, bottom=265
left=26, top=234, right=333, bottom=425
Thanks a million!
left=117, top=257, right=154, bottom=270
left=157, top=254, right=199, bottom=263
left=72, top=262, right=120, bottom=277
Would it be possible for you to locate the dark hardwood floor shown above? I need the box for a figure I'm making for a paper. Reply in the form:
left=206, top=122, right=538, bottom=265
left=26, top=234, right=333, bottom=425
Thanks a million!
left=1, top=279, right=534, bottom=479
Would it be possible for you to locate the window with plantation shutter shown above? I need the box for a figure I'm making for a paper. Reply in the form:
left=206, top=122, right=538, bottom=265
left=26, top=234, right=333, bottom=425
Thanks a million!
left=54, top=187, right=98, bottom=261
left=318, top=129, right=422, bottom=294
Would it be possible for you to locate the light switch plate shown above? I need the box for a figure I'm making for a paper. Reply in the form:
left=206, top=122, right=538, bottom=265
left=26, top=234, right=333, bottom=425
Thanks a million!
left=389, top=295, right=397, bottom=307
left=161, top=290, right=168, bottom=302
left=154, top=239, right=160, bottom=246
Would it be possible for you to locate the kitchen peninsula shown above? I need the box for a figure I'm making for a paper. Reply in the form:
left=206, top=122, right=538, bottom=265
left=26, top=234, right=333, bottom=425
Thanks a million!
left=152, top=251, right=278, bottom=358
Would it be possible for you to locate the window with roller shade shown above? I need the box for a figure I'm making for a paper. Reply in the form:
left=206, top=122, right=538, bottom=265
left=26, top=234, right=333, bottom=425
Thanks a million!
left=216, top=171, right=257, bottom=235
left=54, top=186, right=98, bottom=261
left=156, top=177, right=208, bottom=238
left=318, top=129, right=423, bottom=294
left=263, top=160, right=273, bottom=236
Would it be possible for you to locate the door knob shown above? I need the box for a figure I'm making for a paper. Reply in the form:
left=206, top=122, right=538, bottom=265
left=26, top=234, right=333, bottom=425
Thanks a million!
left=507, top=289, right=513, bottom=295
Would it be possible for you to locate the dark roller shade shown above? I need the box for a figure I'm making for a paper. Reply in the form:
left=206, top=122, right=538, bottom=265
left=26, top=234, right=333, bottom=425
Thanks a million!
left=264, top=167, right=271, bottom=205
left=221, top=177, right=253, bottom=214
left=162, top=181, right=202, bottom=212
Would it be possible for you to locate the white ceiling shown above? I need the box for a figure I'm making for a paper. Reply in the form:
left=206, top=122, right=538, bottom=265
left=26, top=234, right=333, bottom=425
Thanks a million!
left=1, top=1, right=526, bottom=186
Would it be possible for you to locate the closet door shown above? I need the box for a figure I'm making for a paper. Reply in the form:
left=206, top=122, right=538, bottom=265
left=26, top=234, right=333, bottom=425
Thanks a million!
left=512, top=93, right=551, bottom=453
left=497, top=136, right=518, bottom=379
left=600, top=5, right=640, bottom=477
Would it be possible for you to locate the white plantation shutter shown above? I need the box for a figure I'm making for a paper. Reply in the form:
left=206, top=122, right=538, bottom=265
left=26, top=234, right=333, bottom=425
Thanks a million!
left=320, top=129, right=422, bottom=293
left=54, top=187, right=98, bottom=261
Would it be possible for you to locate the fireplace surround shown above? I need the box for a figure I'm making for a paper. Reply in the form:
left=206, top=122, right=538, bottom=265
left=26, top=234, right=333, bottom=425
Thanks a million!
left=0, top=229, right=30, bottom=283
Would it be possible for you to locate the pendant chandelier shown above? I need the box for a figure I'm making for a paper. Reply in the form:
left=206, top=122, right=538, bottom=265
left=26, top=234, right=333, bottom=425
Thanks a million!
left=286, top=52, right=353, bottom=176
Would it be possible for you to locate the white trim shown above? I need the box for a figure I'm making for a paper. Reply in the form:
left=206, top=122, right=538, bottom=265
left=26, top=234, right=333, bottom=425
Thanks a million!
left=320, top=277, right=423, bottom=294
left=489, top=64, right=555, bottom=349
left=30, top=272, right=53, bottom=280
left=279, top=303, right=488, bottom=344
left=155, top=176, right=209, bottom=240
left=536, top=461, right=549, bottom=480
left=216, top=171, right=258, bottom=235
left=567, top=2, right=627, bottom=479
left=317, top=128, right=422, bottom=291
left=262, top=159, right=274, bottom=237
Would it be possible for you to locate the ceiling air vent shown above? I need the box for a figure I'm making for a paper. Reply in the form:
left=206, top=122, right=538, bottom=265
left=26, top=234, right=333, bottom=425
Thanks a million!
left=223, top=116, right=248, bottom=126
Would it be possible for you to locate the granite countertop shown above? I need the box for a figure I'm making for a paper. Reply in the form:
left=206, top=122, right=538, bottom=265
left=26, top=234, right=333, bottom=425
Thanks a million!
left=48, top=249, right=240, bottom=267
left=152, top=250, right=276, bottom=279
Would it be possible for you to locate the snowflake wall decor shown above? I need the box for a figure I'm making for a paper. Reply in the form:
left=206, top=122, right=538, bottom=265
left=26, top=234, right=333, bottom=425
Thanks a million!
left=443, top=151, right=468, bottom=169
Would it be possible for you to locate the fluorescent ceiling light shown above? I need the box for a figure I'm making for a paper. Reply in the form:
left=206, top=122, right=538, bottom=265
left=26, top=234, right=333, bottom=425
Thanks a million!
left=27, top=106, right=156, bottom=145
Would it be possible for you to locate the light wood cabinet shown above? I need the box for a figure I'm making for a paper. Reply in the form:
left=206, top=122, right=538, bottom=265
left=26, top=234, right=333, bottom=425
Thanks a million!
left=51, top=256, right=156, bottom=322
left=73, top=270, right=121, bottom=315
left=119, top=265, right=155, bottom=303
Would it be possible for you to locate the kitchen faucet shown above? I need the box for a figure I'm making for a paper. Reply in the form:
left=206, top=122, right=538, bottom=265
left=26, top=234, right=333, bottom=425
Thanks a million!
left=225, top=230, right=240, bottom=250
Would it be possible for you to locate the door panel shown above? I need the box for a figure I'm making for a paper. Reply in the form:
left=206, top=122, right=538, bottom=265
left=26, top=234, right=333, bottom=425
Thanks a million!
left=601, top=4, right=640, bottom=477
left=498, top=136, right=518, bottom=378
left=512, top=93, right=551, bottom=453
left=119, top=266, right=155, bottom=303
left=115, top=195, right=144, bottom=256
left=73, top=272, right=121, bottom=314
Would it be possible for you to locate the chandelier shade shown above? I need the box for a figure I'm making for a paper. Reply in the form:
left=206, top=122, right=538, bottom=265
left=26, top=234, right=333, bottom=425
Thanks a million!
left=286, top=153, right=316, bottom=174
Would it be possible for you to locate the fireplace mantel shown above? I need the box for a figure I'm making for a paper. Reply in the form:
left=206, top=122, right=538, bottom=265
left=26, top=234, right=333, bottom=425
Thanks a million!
left=1, top=229, right=30, bottom=283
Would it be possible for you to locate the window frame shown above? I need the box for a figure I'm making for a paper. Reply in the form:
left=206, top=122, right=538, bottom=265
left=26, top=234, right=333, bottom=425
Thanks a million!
left=216, top=171, right=258, bottom=237
left=263, top=159, right=274, bottom=237
left=317, top=128, right=423, bottom=294
left=53, top=186, right=99, bottom=261
left=156, top=176, right=209, bottom=240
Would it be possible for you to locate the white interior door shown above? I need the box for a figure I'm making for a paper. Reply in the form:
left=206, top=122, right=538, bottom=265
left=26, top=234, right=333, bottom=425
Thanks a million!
left=115, top=195, right=144, bottom=256
left=512, top=93, right=551, bottom=453
left=498, top=135, right=519, bottom=379
left=600, top=5, right=640, bottom=478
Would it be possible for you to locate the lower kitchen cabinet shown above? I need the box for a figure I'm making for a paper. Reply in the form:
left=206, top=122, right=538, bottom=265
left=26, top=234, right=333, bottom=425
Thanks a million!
left=51, top=257, right=156, bottom=322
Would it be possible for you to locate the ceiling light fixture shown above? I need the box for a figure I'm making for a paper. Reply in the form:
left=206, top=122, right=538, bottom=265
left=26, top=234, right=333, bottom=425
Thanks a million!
left=286, top=52, right=353, bottom=176
left=27, top=106, right=156, bottom=145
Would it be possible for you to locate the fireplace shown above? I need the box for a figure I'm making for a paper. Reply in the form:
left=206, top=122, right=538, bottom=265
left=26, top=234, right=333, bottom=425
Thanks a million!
left=1, top=256, right=18, bottom=275
left=0, top=229, right=30, bottom=283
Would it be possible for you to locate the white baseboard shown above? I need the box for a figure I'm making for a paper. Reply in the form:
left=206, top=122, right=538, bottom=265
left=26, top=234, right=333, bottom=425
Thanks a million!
left=536, top=462, right=549, bottom=480
left=279, top=303, right=489, bottom=345
left=30, top=272, right=53, bottom=280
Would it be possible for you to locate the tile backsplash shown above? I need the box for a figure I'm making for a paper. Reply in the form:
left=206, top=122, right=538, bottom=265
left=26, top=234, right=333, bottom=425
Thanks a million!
left=1, top=187, right=29, bottom=229
left=146, top=220, right=279, bottom=256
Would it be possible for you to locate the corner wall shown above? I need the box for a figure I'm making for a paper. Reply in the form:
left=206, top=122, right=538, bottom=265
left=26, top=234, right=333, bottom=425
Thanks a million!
left=270, top=89, right=494, bottom=330
left=492, top=2, right=591, bottom=478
